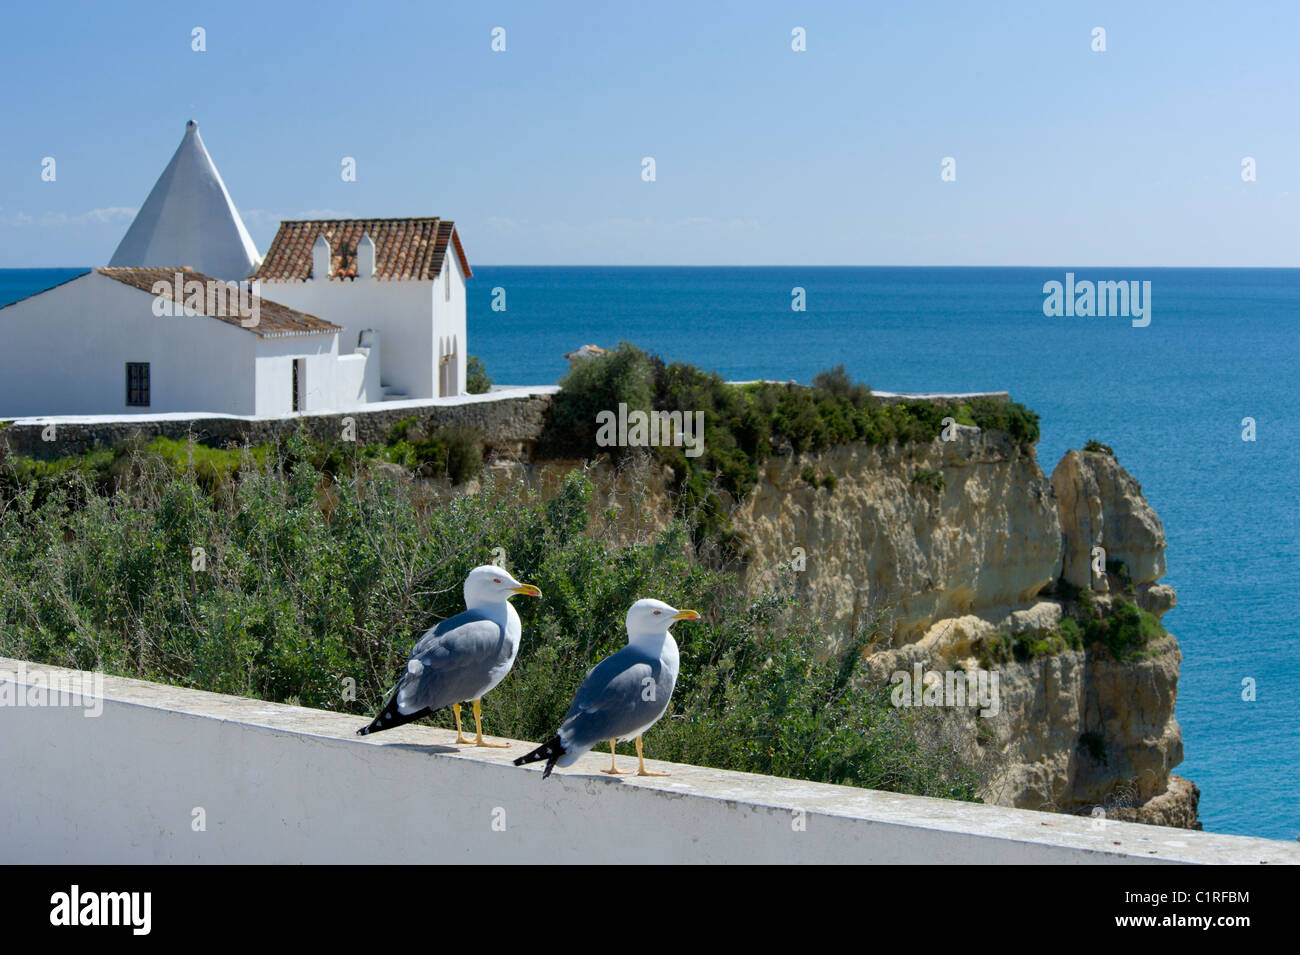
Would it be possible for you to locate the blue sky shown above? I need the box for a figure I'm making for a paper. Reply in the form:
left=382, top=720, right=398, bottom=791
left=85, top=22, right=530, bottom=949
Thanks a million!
left=1, top=0, right=1295, bottom=267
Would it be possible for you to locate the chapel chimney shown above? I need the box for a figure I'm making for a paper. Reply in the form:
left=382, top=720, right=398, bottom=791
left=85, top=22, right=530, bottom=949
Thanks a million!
left=311, top=234, right=331, bottom=280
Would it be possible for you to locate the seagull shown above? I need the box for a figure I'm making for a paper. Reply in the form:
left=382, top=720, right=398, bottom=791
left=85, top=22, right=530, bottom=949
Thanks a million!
left=357, top=565, right=542, bottom=744
left=514, top=599, right=699, bottom=778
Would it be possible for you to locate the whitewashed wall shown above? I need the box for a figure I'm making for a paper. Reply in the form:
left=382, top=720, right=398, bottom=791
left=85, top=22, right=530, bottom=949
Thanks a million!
left=434, top=250, right=468, bottom=396
left=3, top=659, right=1294, bottom=865
left=260, top=279, right=437, bottom=399
left=0, top=273, right=259, bottom=417
left=252, top=334, right=375, bottom=415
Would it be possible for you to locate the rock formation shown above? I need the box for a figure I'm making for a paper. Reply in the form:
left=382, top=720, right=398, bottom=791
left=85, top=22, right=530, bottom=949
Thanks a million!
left=725, top=433, right=1194, bottom=827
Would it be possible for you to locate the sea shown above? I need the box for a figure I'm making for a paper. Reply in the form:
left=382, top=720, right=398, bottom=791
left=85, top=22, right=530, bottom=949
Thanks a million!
left=3, top=265, right=1296, bottom=842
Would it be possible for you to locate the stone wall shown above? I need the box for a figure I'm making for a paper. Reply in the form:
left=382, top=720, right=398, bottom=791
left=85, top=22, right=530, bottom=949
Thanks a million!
left=0, top=390, right=555, bottom=461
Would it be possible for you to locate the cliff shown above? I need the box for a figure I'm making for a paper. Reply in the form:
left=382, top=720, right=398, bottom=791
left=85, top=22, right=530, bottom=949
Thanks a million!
left=725, top=431, right=1194, bottom=827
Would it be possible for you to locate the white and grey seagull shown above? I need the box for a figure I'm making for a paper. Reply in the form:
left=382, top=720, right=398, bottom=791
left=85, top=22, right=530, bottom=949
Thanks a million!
left=514, top=598, right=699, bottom=777
left=357, top=564, right=542, bottom=744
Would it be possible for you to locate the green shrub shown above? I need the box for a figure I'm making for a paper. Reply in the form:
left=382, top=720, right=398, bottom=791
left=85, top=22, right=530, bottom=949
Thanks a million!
left=1015, top=631, right=1068, bottom=661
left=811, top=364, right=871, bottom=404
left=407, top=424, right=483, bottom=485
left=912, top=468, right=944, bottom=492
left=383, top=415, right=421, bottom=445
left=1057, top=616, right=1084, bottom=650
left=0, top=453, right=980, bottom=802
left=1080, top=598, right=1162, bottom=662
left=540, top=343, right=654, bottom=458
left=796, top=467, right=837, bottom=493
left=967, top=398, right=1040, bottom=445
left=974, top=626, right=1075, bottom=667
left=1105, top=558, right=1133, bottom=591
left=466, top=355, right=492, bottom=394
left=441, top=425, right=484, bottom=485
left=1083, top=439, right=1115, bottom=457
left=974, top=632, right=1013, bottom=668
left=374, top=418, right=483, bottom=484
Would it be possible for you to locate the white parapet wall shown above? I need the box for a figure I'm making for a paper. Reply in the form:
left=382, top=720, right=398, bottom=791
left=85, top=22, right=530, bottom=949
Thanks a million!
left=2, top=658, right=1296, bottom=865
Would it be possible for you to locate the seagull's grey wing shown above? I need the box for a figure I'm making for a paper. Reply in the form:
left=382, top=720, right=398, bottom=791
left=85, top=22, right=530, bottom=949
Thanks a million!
left=394, top=610, right=507, bottom=715
left=559, top=646, right=668, bottom=748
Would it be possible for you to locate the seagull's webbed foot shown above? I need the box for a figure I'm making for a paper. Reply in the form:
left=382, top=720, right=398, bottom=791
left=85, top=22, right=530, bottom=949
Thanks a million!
left=600, top=739, right=633, bottom=775
left=635, top=736, right=670, bottom=777
left=471, top=699, right=511, bottom=748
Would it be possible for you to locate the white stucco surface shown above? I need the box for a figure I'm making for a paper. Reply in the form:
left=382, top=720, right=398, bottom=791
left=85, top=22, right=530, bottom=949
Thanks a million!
left=260, top=268, right=467, bottom=401
left=3, top=658, right=1295, bottom=865
left=108, top=121, right=261, bottom=282
left=0, top=272, right=258, bottom=417
left=0, top=272, right=358, bottom=418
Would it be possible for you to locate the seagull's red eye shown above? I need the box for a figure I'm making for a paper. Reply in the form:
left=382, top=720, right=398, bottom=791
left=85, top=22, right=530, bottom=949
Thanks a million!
left=653, top=610, right=662, bottom=615
left=493, top=578, right=502, bottom=583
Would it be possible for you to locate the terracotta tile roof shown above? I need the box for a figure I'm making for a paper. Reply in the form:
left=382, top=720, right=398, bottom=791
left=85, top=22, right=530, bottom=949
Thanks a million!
left=95, top=267, right=342, bottom=339
left=252, top=218, right=472, bottom=282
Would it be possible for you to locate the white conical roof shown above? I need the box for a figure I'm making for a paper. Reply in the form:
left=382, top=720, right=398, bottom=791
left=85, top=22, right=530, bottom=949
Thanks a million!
left=109, top=120, right=261, bottom=281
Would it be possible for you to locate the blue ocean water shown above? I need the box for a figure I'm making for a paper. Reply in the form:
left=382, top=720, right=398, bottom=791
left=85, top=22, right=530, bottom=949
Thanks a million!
left=4, top=266, right=1297, bottom=842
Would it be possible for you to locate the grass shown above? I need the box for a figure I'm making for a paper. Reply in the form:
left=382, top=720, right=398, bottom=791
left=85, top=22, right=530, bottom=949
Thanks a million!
left=0, top=417, right=487, bottom=502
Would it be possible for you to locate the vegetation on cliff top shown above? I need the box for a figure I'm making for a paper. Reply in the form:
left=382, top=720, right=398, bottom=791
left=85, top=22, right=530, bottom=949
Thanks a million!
left=539, top=343, right=1040, bottom=556
left=0, top=442, right=980, bottom=800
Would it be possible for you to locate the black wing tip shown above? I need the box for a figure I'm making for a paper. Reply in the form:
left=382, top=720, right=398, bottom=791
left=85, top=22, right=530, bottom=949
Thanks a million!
left=514, top=735, right=565, bottom=777
left=357, top=698, right=432, bottom=738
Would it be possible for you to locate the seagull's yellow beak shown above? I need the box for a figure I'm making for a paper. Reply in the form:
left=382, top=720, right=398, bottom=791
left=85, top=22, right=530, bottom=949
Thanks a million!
left=511, top=583, right=543, bottom=598
left=672, top=609, right=700, bottom=621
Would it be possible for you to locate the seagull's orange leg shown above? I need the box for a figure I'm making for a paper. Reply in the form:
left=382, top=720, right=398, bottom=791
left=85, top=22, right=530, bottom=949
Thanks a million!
left=471, top=698, right=510, bottom=748
left=453, top=703, right=472, bottom=745
left=600, top=739, right=632, bottom=774
left=636, top=736, right=669, bottom=777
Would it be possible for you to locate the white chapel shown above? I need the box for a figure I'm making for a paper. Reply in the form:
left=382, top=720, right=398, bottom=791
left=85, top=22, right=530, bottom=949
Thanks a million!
left=0, top=121, right=471, bottom=418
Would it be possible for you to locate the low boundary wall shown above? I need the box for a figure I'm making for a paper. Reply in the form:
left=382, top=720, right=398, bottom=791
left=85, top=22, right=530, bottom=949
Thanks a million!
left=3, top=659, right=1295, bottom=864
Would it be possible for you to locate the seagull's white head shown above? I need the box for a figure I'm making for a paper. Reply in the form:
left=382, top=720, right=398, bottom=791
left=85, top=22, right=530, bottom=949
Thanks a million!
left=625, top=598, right=700, bottom=641
left=463, top=565, right=542, bottom=608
